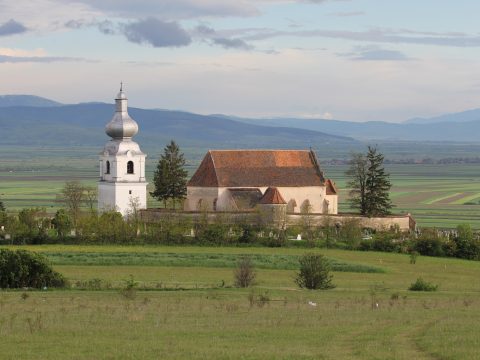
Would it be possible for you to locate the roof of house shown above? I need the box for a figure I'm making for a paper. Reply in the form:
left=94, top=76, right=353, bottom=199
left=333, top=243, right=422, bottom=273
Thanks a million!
left=228, top=188, right=263, bottom=210
left=325, top=179, right=338, bottom=195
left=187, top=150, right=326, bottom=187
left=259, top=187, right=287, bottom=205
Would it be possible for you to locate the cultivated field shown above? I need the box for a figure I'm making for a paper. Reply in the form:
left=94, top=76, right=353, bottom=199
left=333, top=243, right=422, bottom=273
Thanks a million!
left=1, top=145, right=480, bottom=228
left=1, top=245, right=480, bottom=359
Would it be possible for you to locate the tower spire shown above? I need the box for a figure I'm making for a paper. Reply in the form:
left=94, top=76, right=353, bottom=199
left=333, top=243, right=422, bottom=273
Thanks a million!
left=120, top=81, right=123, bottom=92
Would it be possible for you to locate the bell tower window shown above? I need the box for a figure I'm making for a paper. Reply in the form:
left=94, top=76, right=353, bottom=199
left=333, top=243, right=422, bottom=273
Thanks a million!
left=106, top=161, right=110, bottom=174
left=127, top=161, right=134, bottom=174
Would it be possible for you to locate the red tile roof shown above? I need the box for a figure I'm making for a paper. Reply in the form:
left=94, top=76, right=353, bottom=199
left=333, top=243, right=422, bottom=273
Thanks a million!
left=259, top=187, right=287, bottom=205
left=325, top=179, right=338, bottom=195
left=188, top=150, right=326, bottom=187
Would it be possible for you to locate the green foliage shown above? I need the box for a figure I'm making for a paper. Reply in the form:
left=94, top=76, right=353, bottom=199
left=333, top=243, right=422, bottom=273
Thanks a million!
left=151, top=140, right=188, bottom=209
left=295, top=253, right=335, bottom=290
left=60, top=181, right=85, bottom=225
left=346, top=152, right=368, bottom=215
left=346, top=146, right=393, bottom=216
left=52, top=209, right=72, bottom=239
left=234, top=256, right=256, bottom=288
left=0, top=249, right=66, bottom=289
left=413, top=229, right=446, bottom=257
left=365, top=146, right=393, bottom=216
left=408, top=277, right=438, bottom=291
left=0, top=198, right=5, bottom=212
left=337, top=219, right=363, bottom=249
left=454, top=224, right=480, bottom=260
left=120, top=275, right=137, bottom=300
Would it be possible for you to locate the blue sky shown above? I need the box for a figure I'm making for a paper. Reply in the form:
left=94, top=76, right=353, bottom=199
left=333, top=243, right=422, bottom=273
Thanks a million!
left=1, top=0, right=480, bottom=122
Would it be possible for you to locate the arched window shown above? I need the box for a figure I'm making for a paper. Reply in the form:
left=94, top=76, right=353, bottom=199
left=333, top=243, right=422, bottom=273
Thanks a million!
left=106, top=161, right=110, bottom=174
left=127, top=161, right=134, bottom=174
left=213, top=198, right=218, bottom=211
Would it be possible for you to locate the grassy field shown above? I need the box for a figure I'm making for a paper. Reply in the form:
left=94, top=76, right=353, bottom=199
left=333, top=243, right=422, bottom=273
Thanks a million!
left=1, top=146, right=480, bottom=228
left=1, top=245, right=479, bottom=359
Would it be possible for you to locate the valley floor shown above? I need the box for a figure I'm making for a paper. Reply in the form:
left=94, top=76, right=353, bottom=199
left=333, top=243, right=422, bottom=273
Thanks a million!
left=1, top=245, right=479, bottom=359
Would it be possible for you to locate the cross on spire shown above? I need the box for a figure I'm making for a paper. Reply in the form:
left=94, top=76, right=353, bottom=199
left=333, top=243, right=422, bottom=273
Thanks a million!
left=120, top=81, right=123, bottom=92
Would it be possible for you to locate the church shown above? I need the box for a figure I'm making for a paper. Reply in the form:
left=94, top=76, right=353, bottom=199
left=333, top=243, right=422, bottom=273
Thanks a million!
left=96, top=88, right=414, bottom=232
left=183, top=149, right=338, bottom=214
left=97, top=87, right=338, bottom=216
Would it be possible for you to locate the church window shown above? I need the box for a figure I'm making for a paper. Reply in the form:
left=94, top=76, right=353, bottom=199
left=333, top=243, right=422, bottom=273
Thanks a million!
left=127, top=161, right=134, bottom=174
left=213, top=198, right=218, bottom=211
left=106, top=161, right=110, bottom=174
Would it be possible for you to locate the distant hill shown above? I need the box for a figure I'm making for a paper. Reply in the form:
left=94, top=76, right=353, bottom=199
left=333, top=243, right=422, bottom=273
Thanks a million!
left=405, top=108, right=480, bottom=124
left=0, top=95, right=62, bottom=107
left=0, top=103, right=359, bottom=158
left=232, top=116, right=480, bottom=142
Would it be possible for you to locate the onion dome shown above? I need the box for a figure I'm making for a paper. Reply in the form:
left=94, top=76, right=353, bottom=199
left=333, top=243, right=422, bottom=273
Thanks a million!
left=105, top=84, right=139, bottom=140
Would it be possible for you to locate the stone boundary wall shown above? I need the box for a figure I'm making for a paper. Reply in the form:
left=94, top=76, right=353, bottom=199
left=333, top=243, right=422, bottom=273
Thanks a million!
left=140, top=209, right=416, bottom=232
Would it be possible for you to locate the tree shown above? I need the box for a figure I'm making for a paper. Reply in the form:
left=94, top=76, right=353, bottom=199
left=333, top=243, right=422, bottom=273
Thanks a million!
left=346, top=146, right=393, bottom=216
left=0, top=198, right=5, bottom=212
left=151, top=140, right=188, bottom=209
left=59, top=181, right=85, bottom=225
left=52, top=209, right=72, bottom=239
left=295, top=253, right=335, bottom=290
left=346, top=152, right=368, bottom=215
left=364, top=146, right=393, bottom=216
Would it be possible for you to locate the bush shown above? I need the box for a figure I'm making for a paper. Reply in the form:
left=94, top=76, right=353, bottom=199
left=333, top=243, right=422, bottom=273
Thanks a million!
left=295, top=253, right=335, bottom=290
left=234, top=256, right=256, bottom=288
left=0, top=249, right=66, bottom=289
left=454, top=224, right=480, bottom=260
left=408, top=277, right=438, bottom=292
left=413, top=236, right=444, bottom=257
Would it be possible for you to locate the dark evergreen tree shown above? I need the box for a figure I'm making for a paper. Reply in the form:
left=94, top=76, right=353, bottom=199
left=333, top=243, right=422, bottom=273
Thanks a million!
left=345, top=146, right=393, bottom=216
left=0, top=198, right=5, bottom=212
left=346, top=152, right=368, bottom=215
left=151, top=140, right=188, bottom=209
left=364, top=146, right=393, bottom=216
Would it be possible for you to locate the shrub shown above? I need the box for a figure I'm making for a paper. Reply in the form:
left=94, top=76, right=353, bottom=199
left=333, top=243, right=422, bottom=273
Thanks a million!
left=234, top=256, right=256, bottom=288
left=454, top=224, right=480, bottom=260
left=295, top=253, right=335, bottom=290
left=408, top=277, right=438, bottom=291
left=414, top=233, right=445, bottom=257
left=0, top=249, right=66, bottom=289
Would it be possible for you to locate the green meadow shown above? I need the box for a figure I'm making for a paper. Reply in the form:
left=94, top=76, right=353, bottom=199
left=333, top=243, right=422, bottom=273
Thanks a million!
left=1, top=245, right=479, bottom=359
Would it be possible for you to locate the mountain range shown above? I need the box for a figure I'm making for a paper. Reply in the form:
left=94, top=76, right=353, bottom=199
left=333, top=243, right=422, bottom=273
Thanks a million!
left=1, top=95, right=480, bottom=156
left=0, top=96, right=358, bottom=158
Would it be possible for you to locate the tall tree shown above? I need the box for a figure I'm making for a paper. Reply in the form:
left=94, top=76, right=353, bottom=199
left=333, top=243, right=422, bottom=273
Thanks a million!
left=346, top=152, right=368, bottom=215
left=151, top=140, right=188, bottom=209
left=0, top=198, right=5, bottom=212
left=346, top=146, right=392, bottom=216
left=364, top=146, right=393, bottom=216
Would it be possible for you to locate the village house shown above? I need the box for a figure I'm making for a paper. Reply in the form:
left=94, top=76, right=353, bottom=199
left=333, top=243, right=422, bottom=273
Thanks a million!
left=184, top=149, right=338, bottom=214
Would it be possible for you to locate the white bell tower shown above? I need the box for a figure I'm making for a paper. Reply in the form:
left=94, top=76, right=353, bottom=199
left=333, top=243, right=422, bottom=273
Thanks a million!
left=98, top=85, right=148, bottom=215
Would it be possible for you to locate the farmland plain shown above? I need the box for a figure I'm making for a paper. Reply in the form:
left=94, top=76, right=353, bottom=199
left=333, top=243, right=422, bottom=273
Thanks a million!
left=1, top=148, right=479, bottom=228
left=1, top=245, right=479, bottom=359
